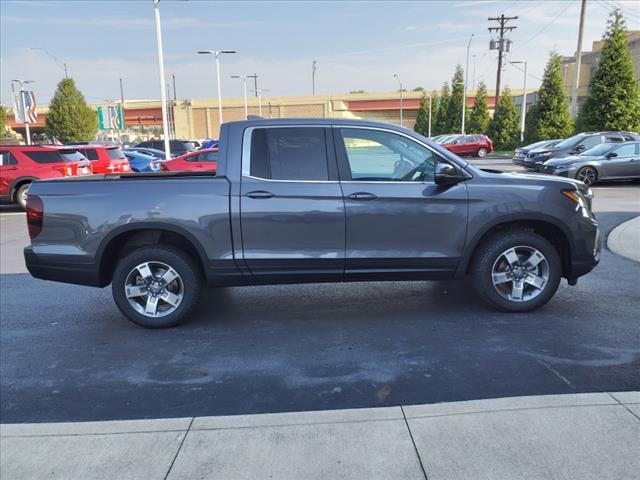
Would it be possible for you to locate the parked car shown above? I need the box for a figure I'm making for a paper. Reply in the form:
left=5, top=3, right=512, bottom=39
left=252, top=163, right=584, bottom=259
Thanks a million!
left=160, top=148, right=218, bottom=172
left=540, top=141, right=640, bottom=185
left=24, top=118, right=600, bottom=328
left=0, top=146, right=92, bottom=209
left=123, top=150, right=162, bottom=173
left=135, top=140, right=199, bottom=157
left=440, top=134, right=493, bottom=158
left=523, top=131, right=639, bottom=171
left=513, top=139, right=562, bottom=167
left=126, top=147, right=169, bottom=159
left=67, top=145, right=131, bottom=174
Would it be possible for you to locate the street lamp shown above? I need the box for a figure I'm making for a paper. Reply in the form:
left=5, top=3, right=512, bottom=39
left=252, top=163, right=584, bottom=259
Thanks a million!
left=30, top=48, right=68, bottom=78
left=231, top=74, right=256, bottom=119
left=510, top=61, right=528, bottom=143
left=462, top=33, right=474, bottom=135
left=11, top=79, right=35, bottom=145
left=312, top=60, right=317, bottom=95
left=152, top=0, right=171, bottom=159
left=428, top=94, right=433, bottom=138
left=393, top=73, right=403, bottom=127
left=198, top=49, right=236, bottom=126
left=250, top=88, right=271, bottom=117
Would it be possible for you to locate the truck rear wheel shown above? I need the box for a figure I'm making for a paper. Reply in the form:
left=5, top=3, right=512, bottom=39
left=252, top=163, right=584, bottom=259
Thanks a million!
left=112, top=245, right=202, bottom=328
left=470, top=231, right=561, bottom=312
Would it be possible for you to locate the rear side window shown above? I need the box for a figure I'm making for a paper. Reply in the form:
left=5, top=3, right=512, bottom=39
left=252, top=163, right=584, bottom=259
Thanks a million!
left=0, top=151, right=19, bottom=166
left=24, top=151, right=65, bottom=163
left=604, top=135, right=624, bottom=143
left=107, top=148, right=125, bottom=160
left=79, top=149, right=99, bottom=160
left=250, top=128, right=329, bottom=181
left=578, top=136, right=602, bottom=149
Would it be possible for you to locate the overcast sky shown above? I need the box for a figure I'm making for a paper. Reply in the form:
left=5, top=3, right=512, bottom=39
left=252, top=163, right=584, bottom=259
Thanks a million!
left=1, top=0, right=640, bottom=105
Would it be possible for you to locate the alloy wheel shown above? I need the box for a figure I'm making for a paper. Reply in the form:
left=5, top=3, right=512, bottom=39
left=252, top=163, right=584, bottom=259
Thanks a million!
left=576, top=167, right=597, bottom=185
left=478, top=148, right=488, bottom=158
left=491, top=246, right=550, bottom=303
left=124, top=261, right=184, bottom=317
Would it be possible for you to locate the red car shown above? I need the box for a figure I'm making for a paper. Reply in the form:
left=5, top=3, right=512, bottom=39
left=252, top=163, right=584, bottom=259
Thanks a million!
left=0, top=145, right=93, bottom=208
left=69, top=145, right=131, bottom=174
left=161, top=148, right=218, bottom=172
left=440, top=134, right=493, bottom=158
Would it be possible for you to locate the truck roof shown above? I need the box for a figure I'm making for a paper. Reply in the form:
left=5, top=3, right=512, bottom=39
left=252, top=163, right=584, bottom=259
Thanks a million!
left=223, top=117, right=409, bottom=130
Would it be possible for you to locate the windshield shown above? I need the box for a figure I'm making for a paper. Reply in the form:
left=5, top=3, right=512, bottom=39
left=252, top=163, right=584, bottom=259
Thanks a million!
left=580, top=143, right=616, bottom=156
left=554, top=134, right=584, bottom=149
left=107, top=147, right=125, bottom=160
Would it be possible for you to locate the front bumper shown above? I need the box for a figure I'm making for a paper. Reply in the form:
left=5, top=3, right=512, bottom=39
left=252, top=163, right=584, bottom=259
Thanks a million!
left=567, top=216, right=601, bottom=282
left=539, top=164, right=579, bottom=178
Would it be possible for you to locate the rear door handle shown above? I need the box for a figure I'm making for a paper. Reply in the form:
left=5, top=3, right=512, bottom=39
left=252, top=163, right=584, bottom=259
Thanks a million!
left=348, top=192, right=377, bottom=200
left=245, top=190, right=274, bottom=199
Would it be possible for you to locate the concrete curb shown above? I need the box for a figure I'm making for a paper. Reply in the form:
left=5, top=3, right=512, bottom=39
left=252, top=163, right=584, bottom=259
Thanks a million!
left=2, top=392, right=639, bottom=480
left=608, top=215, right=640, bottom=262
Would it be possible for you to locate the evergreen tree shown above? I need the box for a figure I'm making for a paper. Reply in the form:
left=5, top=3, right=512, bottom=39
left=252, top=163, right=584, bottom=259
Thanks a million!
left=468, top=81, right=490, bottom=133
left=528, top=52, right=573, bottom=141
left=433, top=83, right=450, bottom=135
left=445, top=65, right=465, bottom=133
left=487, top=87, right=520, bottom=150
left=576, top=8, right=640, bottom=131
left=524, top=102, right=541, bottom=144
left=45, top=78, right=98, bottom=143
left=413, top=94, right=430, bottom=136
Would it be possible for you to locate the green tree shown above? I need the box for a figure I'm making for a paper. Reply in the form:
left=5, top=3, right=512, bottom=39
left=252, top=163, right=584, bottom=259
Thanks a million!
left=412, top=86, right=425, bottom=92
left=445, top=64, right=465, bottom=132
left=45, top=78, right=98, bottom=143
left=524, top=102, right=541, bottom=144
left=576, top=8, right=640, bottom=131
left=527, top=52, right=573, bottom=142
left=487, top=87, right=520, bottom=150
left=468, top=81, right=490, bottom=133
left=414, top=94, right=431, bottom=136
left=0, top=104, right=6, bottom=136
left=433, top=83, right=450, bottom=135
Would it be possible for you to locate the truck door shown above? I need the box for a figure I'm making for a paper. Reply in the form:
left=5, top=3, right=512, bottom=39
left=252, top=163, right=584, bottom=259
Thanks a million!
left=334, top=127, right=468, bottom=280
left=239, top=126, right=345, bottom=283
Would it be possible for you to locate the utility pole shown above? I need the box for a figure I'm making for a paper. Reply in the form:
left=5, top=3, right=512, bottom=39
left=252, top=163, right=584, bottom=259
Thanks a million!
left=428, top=94, right=432, bottom=138
left=462, top=34, right=474, bottom=135
left=172, top=74, right=177, bottom=101
left=253, top=73, right=259, bottom=97
left=570, top=0, right=587, bottom=118
left=488, top=14, right=517, bottom=107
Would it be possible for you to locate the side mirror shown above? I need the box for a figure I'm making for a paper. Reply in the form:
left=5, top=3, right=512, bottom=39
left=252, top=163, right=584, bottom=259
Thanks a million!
left=435, top=163, right=465, bottom=185
left=605, top=152, right=617, bottom=159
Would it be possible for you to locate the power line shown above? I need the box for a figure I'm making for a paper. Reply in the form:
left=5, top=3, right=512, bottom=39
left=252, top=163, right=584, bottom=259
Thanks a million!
left=597, top=0, right=640, bottom=23
left=513, top=1, right=574, bottom=52
left=510, top=62, right=542, bottom=82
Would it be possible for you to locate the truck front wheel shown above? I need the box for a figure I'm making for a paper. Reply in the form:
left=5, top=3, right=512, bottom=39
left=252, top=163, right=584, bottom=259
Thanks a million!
left=470, top=231, right=561, bottom=312
left=112, top=245, right=202, bottom=328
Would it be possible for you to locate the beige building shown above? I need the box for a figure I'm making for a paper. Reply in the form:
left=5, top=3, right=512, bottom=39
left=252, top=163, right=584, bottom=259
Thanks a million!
left=562, top=31, right=640, bottom=111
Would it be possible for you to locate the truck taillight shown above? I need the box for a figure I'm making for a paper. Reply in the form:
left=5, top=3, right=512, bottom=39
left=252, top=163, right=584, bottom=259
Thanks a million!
left=26, top=195, right=44, bottom=240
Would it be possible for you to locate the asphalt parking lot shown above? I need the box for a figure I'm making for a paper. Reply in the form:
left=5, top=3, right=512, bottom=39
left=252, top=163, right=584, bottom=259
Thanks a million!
left=1, top=160, right=639, bottom=423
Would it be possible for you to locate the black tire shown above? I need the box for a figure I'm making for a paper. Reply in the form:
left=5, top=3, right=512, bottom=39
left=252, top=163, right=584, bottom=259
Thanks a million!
left=15, top=183, right=30, bottom=210
left=576, top=166, right=598, bottom=186
left=112, top=245, right=202, bottom=328
left=470, top=231, right=561, bottom=312
left=477, top=147, right=488, bottom=158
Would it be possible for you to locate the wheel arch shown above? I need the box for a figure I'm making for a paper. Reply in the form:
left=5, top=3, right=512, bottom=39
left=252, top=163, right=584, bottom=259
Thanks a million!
left=9, top=176, right=38, bottom=201
left=96, top=223, right=209, bottom=286
left=458, top=214, right=574, bottom=279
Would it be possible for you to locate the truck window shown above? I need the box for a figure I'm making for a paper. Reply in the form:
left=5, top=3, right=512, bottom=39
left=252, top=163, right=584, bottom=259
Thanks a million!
left=250, top=128, right=329, bottom=181
left=339, top=128, right=437, bottom=182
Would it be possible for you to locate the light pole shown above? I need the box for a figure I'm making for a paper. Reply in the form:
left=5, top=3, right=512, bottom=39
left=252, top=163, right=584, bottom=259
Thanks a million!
left=152, top=0, right=171, bottom=159
left=428, top=94, right=433, bottom=137
left=312, top=60, right=317, bottom=95
left=198, top=50, right=236, bottom=127
left=393, top=74, right=403, bottom=127
left=462, top=33, right=474, bottom=135
left=11, top=79, right=35, bottom=145
left=250, top=89, right=271, bottom=117
left=30, top=48, right=68, bottom=78
left=231, top=74, right=253, bottom=119
left=511, top=61, right=528, bottom=143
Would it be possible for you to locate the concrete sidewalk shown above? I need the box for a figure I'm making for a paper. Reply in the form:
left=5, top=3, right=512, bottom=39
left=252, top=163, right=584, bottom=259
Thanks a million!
left=1, top=392, right=639, bottom=480
left=608, top=215, right=640, bottom=262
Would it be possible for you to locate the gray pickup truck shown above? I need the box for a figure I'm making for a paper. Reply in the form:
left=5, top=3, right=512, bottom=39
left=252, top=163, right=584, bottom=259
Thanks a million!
left=24, top=119, right=601, bottom=328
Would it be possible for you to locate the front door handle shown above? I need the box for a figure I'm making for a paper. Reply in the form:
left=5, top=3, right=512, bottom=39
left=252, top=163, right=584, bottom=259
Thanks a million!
left=348, top=192, right=377, bottom=200
left=245, top=190, right=274, bottom=199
